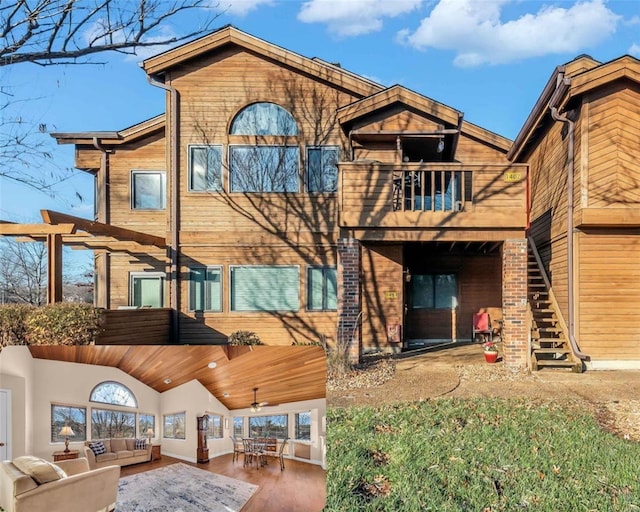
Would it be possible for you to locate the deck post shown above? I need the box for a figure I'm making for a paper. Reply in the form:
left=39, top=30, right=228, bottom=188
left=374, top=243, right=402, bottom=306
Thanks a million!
left=337, top=238, right=362, bottom=364
left=502, top=238, right=529, bottom=370
left=46, top=233, right=63, bottom=304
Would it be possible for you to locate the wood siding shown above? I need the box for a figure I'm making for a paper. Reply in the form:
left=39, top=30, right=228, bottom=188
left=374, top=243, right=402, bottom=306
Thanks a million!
left=578, top=231, right=640, bottom=359
left=97, top=309, right=171, bottom=344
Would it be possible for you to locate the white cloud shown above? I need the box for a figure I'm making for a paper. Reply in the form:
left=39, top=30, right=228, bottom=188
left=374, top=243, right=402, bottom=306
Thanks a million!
left=629, top=43, right=640, bottom=57
left=222, top=0, right=274, bottom=17
left=399, top=0, right=620, bottom=67
left=298, top=0, right=423, bottom=37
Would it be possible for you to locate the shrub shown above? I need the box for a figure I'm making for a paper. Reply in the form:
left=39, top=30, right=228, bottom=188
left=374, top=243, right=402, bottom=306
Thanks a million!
left=0, top=304, right=33, bottom=348
left=25, top=303, right=101, bottom=345
left=228, top=330, right=263, bottom=346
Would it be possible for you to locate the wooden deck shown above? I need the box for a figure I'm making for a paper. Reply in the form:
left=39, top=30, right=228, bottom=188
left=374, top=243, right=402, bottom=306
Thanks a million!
left=119, top=453, right=326, bottom=512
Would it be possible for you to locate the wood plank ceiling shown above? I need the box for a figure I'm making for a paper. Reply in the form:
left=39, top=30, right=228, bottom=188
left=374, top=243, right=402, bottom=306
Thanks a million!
left=28, top=345, right=326, bottom=411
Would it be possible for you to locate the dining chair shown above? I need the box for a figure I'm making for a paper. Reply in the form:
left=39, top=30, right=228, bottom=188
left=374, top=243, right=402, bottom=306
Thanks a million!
left=231, top=436, right=244, bottom=462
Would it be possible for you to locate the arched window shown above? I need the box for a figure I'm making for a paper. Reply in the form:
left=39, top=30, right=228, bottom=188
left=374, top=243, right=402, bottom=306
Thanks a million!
left=229, top=102, right=300, bottom=192
left=90, top=381, right=138, bottom=408
left=230, top=102, right=298, bottom=136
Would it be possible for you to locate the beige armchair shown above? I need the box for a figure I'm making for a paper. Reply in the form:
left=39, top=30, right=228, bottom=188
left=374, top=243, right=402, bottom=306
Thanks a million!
left=0, top=457, right=119, bottom=512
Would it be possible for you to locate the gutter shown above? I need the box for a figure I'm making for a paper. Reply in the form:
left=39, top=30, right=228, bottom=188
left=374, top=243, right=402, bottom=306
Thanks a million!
left=147, top=73, right=180, bottom=343
left=548, top=74, right=589, bottom=362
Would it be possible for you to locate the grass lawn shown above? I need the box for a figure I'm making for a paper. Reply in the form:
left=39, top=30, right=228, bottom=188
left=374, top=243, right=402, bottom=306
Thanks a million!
left=326, top=399, right=640, bottom=511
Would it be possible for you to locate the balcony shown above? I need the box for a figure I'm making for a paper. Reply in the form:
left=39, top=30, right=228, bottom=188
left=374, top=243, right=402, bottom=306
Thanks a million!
left=339, top=162, right=528, bottom=241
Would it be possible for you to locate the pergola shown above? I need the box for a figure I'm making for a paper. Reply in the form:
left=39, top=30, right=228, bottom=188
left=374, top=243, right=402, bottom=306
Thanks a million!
left=0, top=210, right=166, bottom=304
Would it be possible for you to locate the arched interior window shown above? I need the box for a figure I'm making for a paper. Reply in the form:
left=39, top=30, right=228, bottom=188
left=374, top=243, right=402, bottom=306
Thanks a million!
left=90, top=381, right=138, bottom=408
left=229, top=102, right=299, bottom=192
left=230, top=102, right=298, bottom=136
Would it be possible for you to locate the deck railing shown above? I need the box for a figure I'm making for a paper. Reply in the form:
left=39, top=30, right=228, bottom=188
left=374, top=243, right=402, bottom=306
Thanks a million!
left=392, top=169, right=472, bottom=212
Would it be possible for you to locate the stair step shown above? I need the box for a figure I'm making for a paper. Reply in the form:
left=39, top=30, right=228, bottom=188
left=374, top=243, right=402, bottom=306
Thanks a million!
left=534, top=348, right=570, bottom=354
left=534, top=359, right=578, bottom=368
left=536, top=337, right=567, bottom=344
left=528, top=275, right=544, bottom=280
left=533, top=317, right=557, bottom=323
left=528, top=283, right=546, bottom=288
left=537, top=327, right=562, bottom=332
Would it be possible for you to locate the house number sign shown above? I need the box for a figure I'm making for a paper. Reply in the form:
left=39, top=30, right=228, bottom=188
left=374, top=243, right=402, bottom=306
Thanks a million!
left=504, top=172, right=523, bottom=182
left=385, top=291, right=398, bottom=299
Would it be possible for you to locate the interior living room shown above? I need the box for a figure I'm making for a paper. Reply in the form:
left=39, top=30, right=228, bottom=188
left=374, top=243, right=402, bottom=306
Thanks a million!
left=0, top=345, right=326, bottom=512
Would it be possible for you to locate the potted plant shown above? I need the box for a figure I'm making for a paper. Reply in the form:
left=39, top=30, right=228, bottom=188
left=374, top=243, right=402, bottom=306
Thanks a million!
left=482, top=340, right=499, bottom=363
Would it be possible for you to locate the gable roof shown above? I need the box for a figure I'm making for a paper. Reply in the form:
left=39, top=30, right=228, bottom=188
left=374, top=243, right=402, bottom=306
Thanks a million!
left=508, top=54, right=640, bottom=161
left=142, top=25, right=382, bottom=98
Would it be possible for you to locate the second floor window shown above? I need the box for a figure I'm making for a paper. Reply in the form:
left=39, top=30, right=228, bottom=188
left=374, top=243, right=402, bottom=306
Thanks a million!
left=189, top=267, right=222, bottom=312
left=307, top=146, right=338, bottom=192
left=229, top=102, right=299, bottom=193
left=189, top=145, right=223, bottom=191
left=131, top=170, right=165, bottom=209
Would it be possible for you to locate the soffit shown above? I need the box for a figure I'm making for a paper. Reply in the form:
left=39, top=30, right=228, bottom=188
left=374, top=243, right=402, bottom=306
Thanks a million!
left=28, top=345, right=326, bottom=411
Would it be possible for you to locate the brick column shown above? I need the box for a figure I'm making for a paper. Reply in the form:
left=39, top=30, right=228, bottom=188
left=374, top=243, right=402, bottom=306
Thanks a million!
left=337, top=238, right=361, bottom=364
left=502, top=238, right=529, bottom=370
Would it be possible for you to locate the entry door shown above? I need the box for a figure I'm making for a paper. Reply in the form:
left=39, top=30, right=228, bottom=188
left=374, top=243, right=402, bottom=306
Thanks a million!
left=405, top=274, right=458, bottom=340
left=0, top=389, right=11, bottom=460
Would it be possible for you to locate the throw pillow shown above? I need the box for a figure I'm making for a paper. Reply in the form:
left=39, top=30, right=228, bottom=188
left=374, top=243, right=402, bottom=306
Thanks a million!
left=134, top=438, right=147, bottom=450
left=88, top=441, right=107, bottom=456
left=12, top=456, right=67, bottom=485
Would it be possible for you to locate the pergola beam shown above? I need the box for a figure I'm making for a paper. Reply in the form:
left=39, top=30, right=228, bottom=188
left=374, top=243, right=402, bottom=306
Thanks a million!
left=0, top=223, right=76, bottom=235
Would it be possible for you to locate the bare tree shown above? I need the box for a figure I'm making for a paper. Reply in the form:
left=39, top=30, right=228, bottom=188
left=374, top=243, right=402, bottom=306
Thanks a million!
left=0, top=238, right=47, bottom=305
left=1, top=0, right=222, bottom=193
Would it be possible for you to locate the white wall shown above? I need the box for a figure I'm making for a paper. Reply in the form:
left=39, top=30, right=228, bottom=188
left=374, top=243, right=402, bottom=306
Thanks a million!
left=159, top=379, right=231, bottom=463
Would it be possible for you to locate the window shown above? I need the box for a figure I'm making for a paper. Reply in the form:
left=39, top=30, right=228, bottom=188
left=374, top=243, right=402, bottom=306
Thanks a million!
left=307, top=146, right=338, bottom=192
left=230, top=102, right=298, bottom=136
left=131, top=170, right=165, bottom=209
left=295, top=411, right=311, bottom=441
left=90, top=381, right=137, bottom=408
left=51, top=405, right=87, bottom=443
left=229, top=145, right=299, bottom=192
left=91, top=408, right=136, bottom=439
left=233, top=416, right=244, bottom=437
left=230, top=266, right=299, bottom=311
left=248, top=415, right=288, bottom=439
left=412, top=274, right=458, bottom=309
left=189, top=267, right=222, bottom=312
left=205, top=413, right=223, bottom=439
left=189, top=145, right=222, bottom=191
left=229, top=103, right=299, bottom=193
left=163, top=412, right=186, bottom=439
left=139, top=413, right=155, bottom=437
left=307, top=266, right=337, bottom=311
left=130, top=272, right=164, bottom=308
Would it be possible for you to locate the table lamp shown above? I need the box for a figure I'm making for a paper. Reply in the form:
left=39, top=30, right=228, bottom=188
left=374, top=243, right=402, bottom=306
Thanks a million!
left=59, top=425, right=75, bottom=453
left=146, top=428, right=154, bottom=444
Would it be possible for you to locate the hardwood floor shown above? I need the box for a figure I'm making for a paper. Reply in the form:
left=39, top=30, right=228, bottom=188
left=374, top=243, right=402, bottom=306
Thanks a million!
left=119, top=453, right=326, bottom=512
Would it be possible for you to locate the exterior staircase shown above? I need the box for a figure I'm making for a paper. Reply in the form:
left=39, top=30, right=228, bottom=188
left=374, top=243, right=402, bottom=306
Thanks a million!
left=527, top=240, right=583, bottom=372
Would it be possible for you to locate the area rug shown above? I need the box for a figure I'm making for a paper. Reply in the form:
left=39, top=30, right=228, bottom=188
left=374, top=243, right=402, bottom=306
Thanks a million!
left=115, top=463, right=258, bottom=512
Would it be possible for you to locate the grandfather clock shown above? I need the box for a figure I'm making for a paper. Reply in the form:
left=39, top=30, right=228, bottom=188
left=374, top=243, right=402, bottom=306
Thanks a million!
left=197, top=415, right=209, bottom=463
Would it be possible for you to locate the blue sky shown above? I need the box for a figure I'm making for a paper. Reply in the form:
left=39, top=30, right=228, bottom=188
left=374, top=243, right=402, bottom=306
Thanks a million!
left=1, top=0, right=639, bottom=269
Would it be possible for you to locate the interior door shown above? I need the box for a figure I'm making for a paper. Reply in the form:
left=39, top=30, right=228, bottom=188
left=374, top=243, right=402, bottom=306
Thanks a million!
left=0, top=389, right=11, bottom=460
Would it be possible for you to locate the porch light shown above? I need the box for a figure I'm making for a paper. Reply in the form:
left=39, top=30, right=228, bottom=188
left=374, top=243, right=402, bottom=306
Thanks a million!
left=437, top=139, right=445, bottom=153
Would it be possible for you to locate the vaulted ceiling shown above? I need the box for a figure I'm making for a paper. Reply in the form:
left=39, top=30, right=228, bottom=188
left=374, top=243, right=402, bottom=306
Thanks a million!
left=28, top=345, right=326, bottom=411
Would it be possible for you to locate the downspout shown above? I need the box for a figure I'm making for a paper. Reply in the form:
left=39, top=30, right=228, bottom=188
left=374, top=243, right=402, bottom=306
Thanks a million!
left=548, top=77, right=589, bottom=362
left=147, top=74, right=179, bottom=343
left=91, top=137, right=112, bottom=309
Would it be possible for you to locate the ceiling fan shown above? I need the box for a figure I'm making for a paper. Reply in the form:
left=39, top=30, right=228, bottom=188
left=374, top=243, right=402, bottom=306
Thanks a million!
left=250, top=387, right=268, bottom=412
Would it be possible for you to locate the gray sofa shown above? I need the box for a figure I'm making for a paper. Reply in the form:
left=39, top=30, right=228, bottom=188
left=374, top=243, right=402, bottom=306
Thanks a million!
left=83, top=438, right=151, bottom=469
left=0, top=456, right=119, bottom=512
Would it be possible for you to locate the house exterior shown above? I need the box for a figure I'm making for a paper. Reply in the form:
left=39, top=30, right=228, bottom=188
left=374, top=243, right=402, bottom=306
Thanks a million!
left=49, top=26, right=532, bottom=366
left=509, top=54, right=640, bottom=369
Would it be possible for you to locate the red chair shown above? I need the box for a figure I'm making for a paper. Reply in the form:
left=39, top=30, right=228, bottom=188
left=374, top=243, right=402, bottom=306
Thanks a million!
left=472, top=312, right=492, bottom=343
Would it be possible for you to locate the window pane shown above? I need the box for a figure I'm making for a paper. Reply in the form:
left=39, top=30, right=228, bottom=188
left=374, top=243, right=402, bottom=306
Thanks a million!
left=230, top=103, right=298, bottom=135
left=205, top=268, right=222, bottom=311
left=132, top=172, right=164, bottom=209
left=307, top=267, right=324, bottom=311
left=139, top=414, right=155, bottom=437
left=295, top=411, right=311, bottom=441
left=325, top=268, right=337, bottom=310
left=163, top=412, right=186, bottom=439
left=233, top=417, right=243, bottom=436
left=307, top=148, right=323, bottom=192
left=412, top=275, right=434, bottom=309
left=91, top=408, right=136, bottom=439
left=189, top=268, right=205, bottom=311
left=90, top=381, right=137, bottom=407
left=248, top=415, right=288, bottom=439
left=231, top=266, right=299, bottom=311
left=230, top=146, right=299, bottom=192
left=205, top=414, right=223, bottom=439
left=435, top=274, right=457, bottom=309
left=132, top=275, right=163, bottom=308
left=51, top=405, right=87, bottom=442
left=190, top=146, right=222, bottom=191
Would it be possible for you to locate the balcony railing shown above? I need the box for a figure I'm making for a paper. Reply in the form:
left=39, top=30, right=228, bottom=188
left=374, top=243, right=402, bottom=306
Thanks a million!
left=339, top=162, right=528, bottom=234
